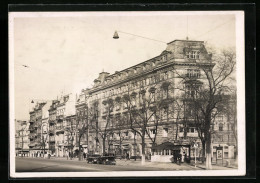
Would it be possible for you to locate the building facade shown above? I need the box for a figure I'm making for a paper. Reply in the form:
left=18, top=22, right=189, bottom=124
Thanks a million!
left=26, top=39, right=237, bottom=163
left=15, top=120, right=30, bottom=157
left=28, top=101, right=51, bottom=157
left=85, top=39, right=236, bottom=162
left=55, top=94, right=76, bottom=157
left=48, top=100, right=59, bottom=155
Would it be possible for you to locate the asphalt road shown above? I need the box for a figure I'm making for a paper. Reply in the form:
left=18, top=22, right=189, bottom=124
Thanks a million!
left=15, top=157, right=166, bottom=172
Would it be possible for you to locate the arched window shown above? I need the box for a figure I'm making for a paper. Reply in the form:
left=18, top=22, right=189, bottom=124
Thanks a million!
left=219, top=123, right=223, bottom=131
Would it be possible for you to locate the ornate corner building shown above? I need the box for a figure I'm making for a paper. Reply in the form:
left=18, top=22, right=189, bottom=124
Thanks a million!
left=25, top=39, right=237, bottom=163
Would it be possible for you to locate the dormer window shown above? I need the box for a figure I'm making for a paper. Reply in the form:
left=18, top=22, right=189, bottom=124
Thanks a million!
left=162, top=55, right=167, bottom=61
left=187, top=51, right=200, bottom=59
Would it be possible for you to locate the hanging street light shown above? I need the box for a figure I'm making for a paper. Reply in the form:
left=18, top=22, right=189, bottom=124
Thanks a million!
left=113, top=31, right=119, bottom=39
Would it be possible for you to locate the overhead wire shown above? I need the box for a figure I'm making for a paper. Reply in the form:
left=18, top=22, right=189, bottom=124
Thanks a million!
left=117, top=30, right=167, bottom=44
left=195, top=18, right=235, bottom=39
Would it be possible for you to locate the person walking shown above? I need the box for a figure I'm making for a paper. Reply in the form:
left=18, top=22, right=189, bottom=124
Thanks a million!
left=66, top=152, right=68, bottom=160
left=83, top=152, right=86, bottom=160
left=177, top=152, right=182, bottom=165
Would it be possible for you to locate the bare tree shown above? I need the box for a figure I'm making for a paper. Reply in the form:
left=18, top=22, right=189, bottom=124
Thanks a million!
left=122, top=81, right=173, bottom=165
left=40, top=133, right=48, bottom=158
left=75, top=107, right=88, bottom=161
left=65, top=117, right=76, bottom=160
left=174, top=48, right=236, bottom=169
left=89, top=98, right=114, bottom=156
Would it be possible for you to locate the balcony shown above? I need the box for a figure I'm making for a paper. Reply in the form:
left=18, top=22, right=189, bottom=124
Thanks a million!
left=56, top=115, right=64, bottom=120
left=29, top=126, right=34, bottom=131
left=55, top=126, right=64, bottom=133
left=29, top=133, right=36, bottom=139
left=29, top=120, right=35, bottom=124
left=49, top=136, right=55, bottom=142
left=49, top=127, right=55, bottom=134
left=33, top=123, right=39, bottom=128
left=57, top=140, right=64, bottom=146
left=49, top=119, right=56, bottom=124
left=28, top=142, right=35, bottom=147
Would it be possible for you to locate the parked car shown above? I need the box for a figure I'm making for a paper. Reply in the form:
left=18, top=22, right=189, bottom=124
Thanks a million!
left=87, top=154, right=101, bottom=164
left=98, top=156, right=116, bottom=165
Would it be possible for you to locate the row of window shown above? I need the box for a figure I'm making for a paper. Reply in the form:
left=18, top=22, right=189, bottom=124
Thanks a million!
left=56, top=108, right=65, bottom=116
left=91, top=69, right=202, bottom=104
left=99, top=55, right=169, bottom=86
left=186, top=51, right=200, bottom=59
left=90, top=72, right=174, bottom=101
left=179, top=127, right=197, bottom=133
left=186, top=69, right=201, bottom=78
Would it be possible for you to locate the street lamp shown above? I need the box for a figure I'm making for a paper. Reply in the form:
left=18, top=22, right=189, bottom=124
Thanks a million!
left=113, top=31, right=119, bottom=39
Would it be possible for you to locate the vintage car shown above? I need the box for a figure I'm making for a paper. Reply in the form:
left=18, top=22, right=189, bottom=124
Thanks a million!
left=87, top=154, right=101, bottom=164
left=98, top=156, right=116, bottom=165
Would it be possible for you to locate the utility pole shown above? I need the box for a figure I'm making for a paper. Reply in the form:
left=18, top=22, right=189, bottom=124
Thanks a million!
left=95, top=108, right=99, bottom=154
left=21, top=128, right=24, bottom=157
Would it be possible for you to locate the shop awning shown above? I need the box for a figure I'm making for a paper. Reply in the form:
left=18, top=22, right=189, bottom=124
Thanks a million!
left=152, top=142, right=181, bottom=150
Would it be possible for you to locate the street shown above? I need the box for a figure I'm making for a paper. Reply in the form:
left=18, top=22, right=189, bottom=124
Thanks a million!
left=15, top=157, right=203, bottom=172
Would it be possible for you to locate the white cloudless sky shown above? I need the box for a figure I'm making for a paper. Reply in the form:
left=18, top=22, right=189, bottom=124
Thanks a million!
left=11, top=11, right=236, bottom=120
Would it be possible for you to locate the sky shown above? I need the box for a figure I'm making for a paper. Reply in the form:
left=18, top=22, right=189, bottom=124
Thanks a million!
left=10, top=11, right=237, bottom=120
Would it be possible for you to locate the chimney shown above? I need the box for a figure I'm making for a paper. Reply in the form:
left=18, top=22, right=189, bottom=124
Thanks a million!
left=98, top=71, right=110, bottom=83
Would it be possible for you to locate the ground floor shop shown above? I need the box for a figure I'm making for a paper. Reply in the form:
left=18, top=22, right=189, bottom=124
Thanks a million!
left=16, top=149, right=30, bottom=157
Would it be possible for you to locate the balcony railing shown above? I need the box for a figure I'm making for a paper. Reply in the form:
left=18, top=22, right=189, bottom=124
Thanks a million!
left=56, top=115, right=64, bottom=120
left=57, top=140, right=64, bottom=146
left=55, top=126, right=64, bottom=133
left=29, top=133, right=36, bottom=139
left=49, top=128, right=55, bottom=134
left=49, top=137, right=55, bottom=142
left=28, top=143, right=35, bottom=147
left=49, top=120, right=56, bottom=124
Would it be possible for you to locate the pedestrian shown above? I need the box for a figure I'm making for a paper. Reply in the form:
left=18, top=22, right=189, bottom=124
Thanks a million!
left=66, top=151, right=69, bottom=160
left=173, top=152, right=177, bottom=163
left=177, top=153, right=182, bottom=165
left=83, top=152, right=86, bottom=160
left=184, top=152, right=187, bottom=163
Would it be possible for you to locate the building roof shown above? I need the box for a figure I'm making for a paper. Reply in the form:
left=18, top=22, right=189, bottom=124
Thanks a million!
left=167, top=39, right=204, bottom=45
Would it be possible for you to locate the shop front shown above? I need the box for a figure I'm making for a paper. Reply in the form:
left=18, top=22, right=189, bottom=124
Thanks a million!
left=151, top=141, right=190, bottom=163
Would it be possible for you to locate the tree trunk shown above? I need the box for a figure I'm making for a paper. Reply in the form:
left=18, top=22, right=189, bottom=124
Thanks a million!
left=141, top=136, right=145, bottom=165
left=205, top=134, right=212, bottom=170
left=234, top=145, right=238, bottom=166
left=78, top=136, right=82, bottom=161
left=201, top=140, right=206, bottom=163
left=70, top=146, right=73, bottom=160
left=43, top=143, right=45, bottom=158
left=103, top=137, right=106, bottom=156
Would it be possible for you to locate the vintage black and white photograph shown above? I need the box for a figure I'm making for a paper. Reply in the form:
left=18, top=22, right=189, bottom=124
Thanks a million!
left=9, top=11, right=245, bottom=177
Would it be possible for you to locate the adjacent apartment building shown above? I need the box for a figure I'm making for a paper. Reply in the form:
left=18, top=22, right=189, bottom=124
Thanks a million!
left=15, top=120, right=30, bottom=157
